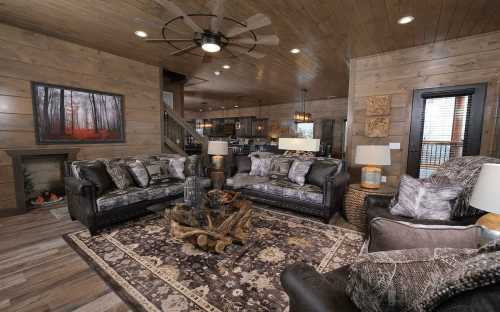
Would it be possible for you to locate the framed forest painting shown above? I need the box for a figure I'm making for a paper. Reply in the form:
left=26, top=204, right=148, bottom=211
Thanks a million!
left=32, top=82, right=125, bottom=144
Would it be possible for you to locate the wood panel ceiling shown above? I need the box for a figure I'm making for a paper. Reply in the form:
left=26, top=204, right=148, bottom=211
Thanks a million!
left=1, top=0, right=500, bottom=111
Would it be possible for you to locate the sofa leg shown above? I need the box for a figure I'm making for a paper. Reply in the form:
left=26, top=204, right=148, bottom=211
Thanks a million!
left=89, top=227, right=99, bottom=236
left=323, top=217, right=330, bottom=224
left=70, top=215, right=76, bottom=221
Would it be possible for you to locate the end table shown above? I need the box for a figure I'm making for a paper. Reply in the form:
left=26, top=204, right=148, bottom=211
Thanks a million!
left=344, top=183, right=395, bottom=232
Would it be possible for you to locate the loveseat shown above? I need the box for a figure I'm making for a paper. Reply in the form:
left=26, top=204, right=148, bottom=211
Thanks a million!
left=281, top=217, right=500, bottom=312
left=64, top=154, right=210, bottom=235
left=226, top=153, right=348, bottom=223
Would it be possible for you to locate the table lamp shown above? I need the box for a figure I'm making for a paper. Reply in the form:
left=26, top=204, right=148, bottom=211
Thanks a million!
left=355, top=145, right=391, bottom=189
left=207, top=141, right=228, bottom=170
left=470, top=163, right=500, bottom=232
left=278, top=138, right=320, bottom=156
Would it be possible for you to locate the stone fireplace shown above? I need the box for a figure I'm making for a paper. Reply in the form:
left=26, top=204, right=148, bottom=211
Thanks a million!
left=6, top=148, right=80, bottom=214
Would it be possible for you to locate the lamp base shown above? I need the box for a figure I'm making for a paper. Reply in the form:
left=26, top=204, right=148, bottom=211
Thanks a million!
left=211, top=155, right=224, bottom=170
left=476, top=213, right=500, bottom=232
left=360, top=166, right=382, bottom=189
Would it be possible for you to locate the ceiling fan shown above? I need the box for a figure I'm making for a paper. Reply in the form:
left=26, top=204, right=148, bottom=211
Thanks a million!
left=143, top=0, right=279, bottom=62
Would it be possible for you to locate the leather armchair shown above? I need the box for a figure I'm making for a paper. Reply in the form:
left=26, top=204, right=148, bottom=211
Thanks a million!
left=364, top=194, right=479, bottom=232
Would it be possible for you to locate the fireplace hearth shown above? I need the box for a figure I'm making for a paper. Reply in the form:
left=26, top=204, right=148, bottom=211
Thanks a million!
left=6, top=148, right=79, bottom=214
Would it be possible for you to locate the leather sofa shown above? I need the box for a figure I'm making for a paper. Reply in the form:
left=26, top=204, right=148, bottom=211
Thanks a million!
left=64, top=154, right=209, bottom=235
left=281, top=217, right=500, bottom=312
left=227, top=155, right=348, bottom=223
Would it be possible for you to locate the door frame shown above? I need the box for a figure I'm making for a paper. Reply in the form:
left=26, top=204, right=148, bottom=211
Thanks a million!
left=407, top=83, right=487, bottom=177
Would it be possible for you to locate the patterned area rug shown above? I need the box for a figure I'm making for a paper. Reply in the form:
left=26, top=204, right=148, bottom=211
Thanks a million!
left=65, top=208, right=364, bottom=312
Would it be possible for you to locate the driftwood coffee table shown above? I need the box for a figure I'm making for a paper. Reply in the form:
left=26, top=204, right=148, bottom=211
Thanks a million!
left=167, top=190, right=252, bottom=254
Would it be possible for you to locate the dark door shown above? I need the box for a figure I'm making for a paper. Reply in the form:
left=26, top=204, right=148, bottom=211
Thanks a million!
left=407, top=83, right=486, bottom=178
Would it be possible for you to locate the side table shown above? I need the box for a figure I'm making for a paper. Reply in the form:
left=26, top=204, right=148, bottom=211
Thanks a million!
left=210, top=170, right=225, bottom=190
left=344, top=183, right=395, bottom=232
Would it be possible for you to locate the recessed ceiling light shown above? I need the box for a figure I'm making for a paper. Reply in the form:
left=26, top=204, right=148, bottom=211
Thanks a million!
left=208, top=107, right=212, bottom=111
left=134, top=30, right=148, bottom=38
left=398, top=16, right=414, bottom=24
left=220, top=106, right=225, bottom=109
left=290, top=48, right=300, bottom=54
left=199, top=108, right=203, bottom=112
left=222, top=64, right=231, bottom=69
left=233, top=105, right=239, bottom=108
left=214, top=71, right=221, bottom=76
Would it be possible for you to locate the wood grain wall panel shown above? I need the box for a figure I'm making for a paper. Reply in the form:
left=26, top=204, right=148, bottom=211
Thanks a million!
left=347, top=30, right=500, bottom=186
left=0, top=24, right=161, bottom=213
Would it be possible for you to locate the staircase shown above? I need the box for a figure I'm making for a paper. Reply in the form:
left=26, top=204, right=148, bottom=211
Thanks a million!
left=163, top=106, right=208, bottom=163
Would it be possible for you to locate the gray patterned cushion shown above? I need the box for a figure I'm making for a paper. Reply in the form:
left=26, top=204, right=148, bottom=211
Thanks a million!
left=144, top=182, right=184, bottom=200
left=103, top=159, right=134, bottom=190
left=346, top=248, right=477, bottom=312
left=245, top=179, right=323, bottom=204
left=127, top=160, right=150, bottom=188
left=144, top=159, right=169, bottom=183
left=389, top=175, right=463, bottom=221
left=166, top=156, right=186, bottom=180
left=184, top=155, right=202, bottom=177
left=269, top=156, right=292, bottom=176
left=432, top=156, right=500, bottom=218
left=417, top=250, right=500, bottom=311
left=96, top=187, right=149, bottom=212
left=226, top=173, right=270, bottom=189
left=71, top=159, right=106, bottom=179
left=288, top=159, right=313, bottom=186
left=249, top=156, right=272, bottom=177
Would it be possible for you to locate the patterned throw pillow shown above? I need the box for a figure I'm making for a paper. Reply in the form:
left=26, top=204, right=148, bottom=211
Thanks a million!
left=288, top=159, right=313, bottom=186
left=346, top=247, right=477, bottom=312
left=127, top=160, right=150, bottom=188
left=389, top=175, right=463, bottom=220
left=184, top=155, right=202, bottom=177
left=417, top=250, right=500, bottom=311
left=144, top=159, right=169, bottom=183
left=167, top=156, right=186, bottom=180
left=103, top=159, right=134, bottom=190
left=269, top=156, right=292, bottom=179
left=249, top=156, right=272, bottom=177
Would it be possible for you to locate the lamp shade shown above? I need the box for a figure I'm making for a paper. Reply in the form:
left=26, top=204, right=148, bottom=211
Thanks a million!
left=355, top=145, right=391, bottom=166
left=278, top=138, right=320, bottom=152
left=207, top=141, right=228, bottom=155
left=470, top=163, right=500, bottom=214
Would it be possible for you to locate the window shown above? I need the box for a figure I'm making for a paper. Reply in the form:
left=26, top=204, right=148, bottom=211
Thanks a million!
left=296, top=122, right=314, bottom=138
left=407, top=84, right=486, bottom=178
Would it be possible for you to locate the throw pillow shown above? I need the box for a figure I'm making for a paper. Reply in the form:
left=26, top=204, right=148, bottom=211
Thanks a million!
left=389, top=175, right=463, bottom=221
left=249, top=156, right=272, bottom=177
left=79, top=161, right=114, bottom=196
left=288, top=159, right=313, bottom=186
left=346, top=247, right=477, bottom=312
left=417, top=250, right=500, bottom=311
left=367, top=218, right=482, bottom=252
left=269, top=157, right=292, bottom=175
left=145, top=159, right=169, bottom=183
left=184, top=155, right=202, bottom=177
left=235, top=155, right=252, bottom=173
left=306, top=160, right=339, bottom=188
left=167, top=156, right=186, bottom=180
left=103, top=159, right=134, bottom=190
left=127, top=160, right=150, bottom=188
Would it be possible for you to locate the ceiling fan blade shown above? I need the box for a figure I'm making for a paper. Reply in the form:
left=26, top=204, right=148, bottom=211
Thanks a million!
left=226, top=45, right=265, bottom=59
left=209, top=0, right=225, bottom=33
left=226, top=13, right=271, bottom=38
left=170, top=44, right=198, bottom=56
left=154, top=0, right=203, bottom=33
left=145, top=38, right=194, bottom=42
left=232, top=35, right=279, bottom=46
left=202, top=53, right=213, bottom=63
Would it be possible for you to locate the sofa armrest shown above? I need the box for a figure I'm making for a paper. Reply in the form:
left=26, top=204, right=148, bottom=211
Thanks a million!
left=281, top=264, right=355, bottom=312
left=65, top=177, right=98, bottom=232
left=324, top=172, right=349, bottom=217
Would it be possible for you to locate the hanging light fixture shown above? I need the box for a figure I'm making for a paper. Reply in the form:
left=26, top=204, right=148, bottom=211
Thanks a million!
left=256, top=100, right=264, bottom=132
left=294, top=89, right=312, bottom=123
left=235, top=97, right=242, bottom=130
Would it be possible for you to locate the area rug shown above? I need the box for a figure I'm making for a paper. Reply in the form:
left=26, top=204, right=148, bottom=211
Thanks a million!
left=64, top=208, right=364, bottom=312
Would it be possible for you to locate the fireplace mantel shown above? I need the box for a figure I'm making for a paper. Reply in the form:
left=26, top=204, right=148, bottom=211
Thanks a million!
left=6, top=148, right=80, bottom=214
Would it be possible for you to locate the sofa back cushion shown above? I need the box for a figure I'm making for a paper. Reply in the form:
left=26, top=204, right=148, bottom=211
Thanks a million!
left=432, top=156, right=500, bottom=218
left=79, top=161, right=114, bottom=195
left=249, top=156, right=272, bottom=177
left=367, top=218, right=482, bottom=252
left=127, top=160, right=151, bottom=188
left=235, top=155, right=252, bottom=174
left=306, top=160, right=339, bottom=187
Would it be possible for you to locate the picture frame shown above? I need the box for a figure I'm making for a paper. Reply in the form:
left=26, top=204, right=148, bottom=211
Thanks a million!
left=32, top=82, right=125, bottom=144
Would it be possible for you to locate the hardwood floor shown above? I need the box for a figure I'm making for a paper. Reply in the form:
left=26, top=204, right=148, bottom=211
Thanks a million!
left=0, top=207, right=130, bottom=312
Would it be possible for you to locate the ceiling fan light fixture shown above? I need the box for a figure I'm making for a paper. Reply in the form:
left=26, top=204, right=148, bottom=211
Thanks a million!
left=134, top=30, right=148, bottom=38
left=222, top=64, right=231, bottom=69
left=398, top=16, right=414, bottom=24
left=214, top=71, right=221, bottom=76
left=201, top=35, right=221, bottom=53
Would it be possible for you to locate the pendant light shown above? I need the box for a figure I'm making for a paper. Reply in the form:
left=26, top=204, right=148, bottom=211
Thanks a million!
left=235, top=97, right=242, bottom=130
left=256, top=100, right=263, bottom=132
left=294, top=89, right=312, bottom=123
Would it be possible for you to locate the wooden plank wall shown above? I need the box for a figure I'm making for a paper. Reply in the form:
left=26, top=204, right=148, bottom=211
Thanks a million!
left=0, top=24, right=162, bottom=213
left=347, top=30, right=500, bottom=186
left=187, top=97, right=348, bottom=153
